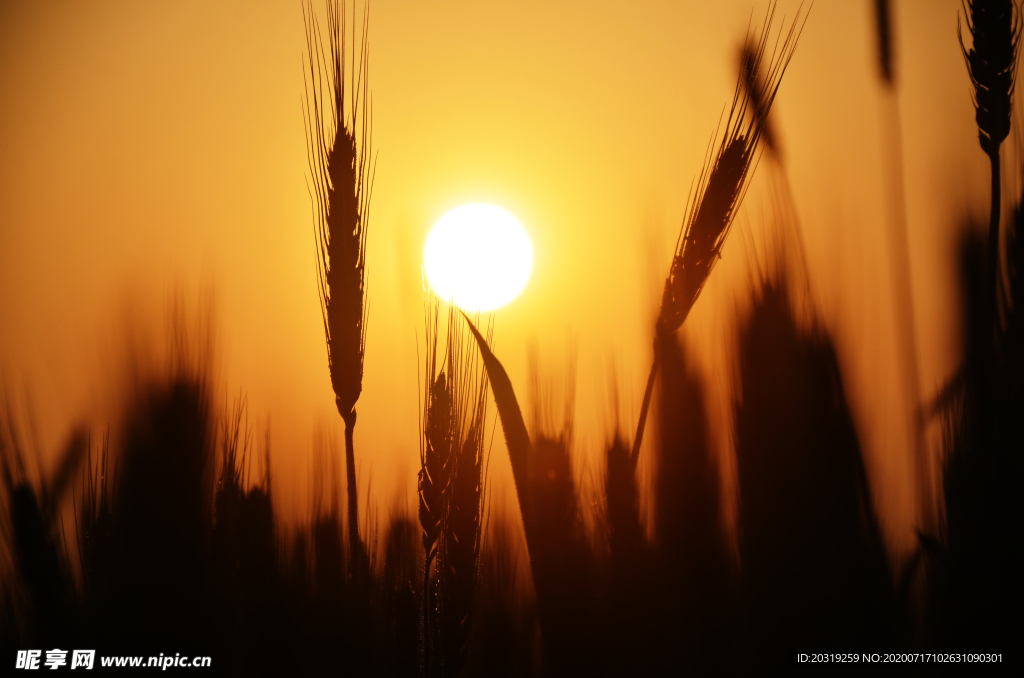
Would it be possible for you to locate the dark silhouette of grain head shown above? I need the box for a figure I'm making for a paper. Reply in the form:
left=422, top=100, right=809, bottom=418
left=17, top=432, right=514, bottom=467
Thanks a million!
left=960, top=0, right=1020, bottom=157
left=418, top=302, right=489, bottom=677
left=734, top=279, right=893, bottom=665
left=303, top=0, right=375, bottom=572
left=739, top=36, right=779, bottom=159
left=960, top=0, right=1021, bottom=318
left=659, top=6, right=802, bottom=338
left=632, top=4, right=805, bottom=463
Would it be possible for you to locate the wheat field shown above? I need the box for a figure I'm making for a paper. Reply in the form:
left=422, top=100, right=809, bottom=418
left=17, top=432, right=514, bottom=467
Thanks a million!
left=1, top=0, right=1020, bottom=673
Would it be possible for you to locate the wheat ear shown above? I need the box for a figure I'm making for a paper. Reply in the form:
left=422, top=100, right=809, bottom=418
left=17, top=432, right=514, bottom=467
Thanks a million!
left=418, top=301, right=448, bottom=674
left=303, top=0, right=375, bottom=562
left=631, top=4, right=805, bottom=465
left=960, top=0, right=1021, bottom=325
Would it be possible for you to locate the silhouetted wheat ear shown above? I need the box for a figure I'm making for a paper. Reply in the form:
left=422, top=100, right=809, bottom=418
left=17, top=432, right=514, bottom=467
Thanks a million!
left=632, top=3, right=805, bottom=464
left=420, top=373, right=450, bottom=565
left=660, top=4, right=802, bottom=336
left=961, top=0, right=1020, bottom=157
left=740, top=39, right=778, bottom=159
left=303, top=0, right=375, bottom=561
left=440, top=434, right=483, bottom=676
left=439, top=324, right=487, bottom=678
left=418, top=301, right=490, bottom=677
left=419, top=308, right=451, bottom=675
left=961, top=0, right=1021, bottom=331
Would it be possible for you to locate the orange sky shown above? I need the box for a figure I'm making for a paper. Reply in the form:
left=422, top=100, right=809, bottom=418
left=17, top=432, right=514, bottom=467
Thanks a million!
left=0, top=0, right=997, bottom=563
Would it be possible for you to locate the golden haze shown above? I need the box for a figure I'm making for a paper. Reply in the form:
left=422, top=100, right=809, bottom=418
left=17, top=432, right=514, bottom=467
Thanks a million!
left=0, top=0, right=988, bottom=560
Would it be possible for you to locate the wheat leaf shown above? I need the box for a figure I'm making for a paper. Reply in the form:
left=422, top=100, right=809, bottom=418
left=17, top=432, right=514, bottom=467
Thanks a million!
left=459, top=312, right=533, bottom=519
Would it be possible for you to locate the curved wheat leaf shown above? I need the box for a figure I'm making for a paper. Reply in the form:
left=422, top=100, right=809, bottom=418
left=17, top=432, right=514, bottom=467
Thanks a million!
left=459, top=313, right=533, bottom=530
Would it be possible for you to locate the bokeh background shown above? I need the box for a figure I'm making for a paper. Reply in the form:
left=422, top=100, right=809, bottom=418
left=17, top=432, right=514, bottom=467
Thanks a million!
left=0, top=0, right=991, bottom=567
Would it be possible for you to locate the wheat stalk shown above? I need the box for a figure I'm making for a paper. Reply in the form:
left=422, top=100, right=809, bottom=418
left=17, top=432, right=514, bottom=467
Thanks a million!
left=871, top=0, right=935, bottom=529
left=303, top=0, right=375, bottom=564
left=631, top=4, right=805, bottom=465
left=960, top=0, right=1021, bottom=329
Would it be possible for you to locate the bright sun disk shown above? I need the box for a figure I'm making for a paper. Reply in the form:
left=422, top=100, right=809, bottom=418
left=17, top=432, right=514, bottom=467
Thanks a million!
left=423, top=204, right=533, bottom=311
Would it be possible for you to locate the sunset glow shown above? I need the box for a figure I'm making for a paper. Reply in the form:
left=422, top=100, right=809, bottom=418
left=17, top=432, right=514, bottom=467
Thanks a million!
left=1, top=0, right=1012, bottom=668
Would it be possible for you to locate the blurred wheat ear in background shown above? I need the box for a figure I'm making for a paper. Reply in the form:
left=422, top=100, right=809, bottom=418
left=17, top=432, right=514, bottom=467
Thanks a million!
left=631, top=3, right=805, bottom=464
left=462, top=314, right=601, bottom=674
left=1, top=410, right=87, bottom=647
left=734, top=279, right=895, bottom=666
left=871, top=0, right=932, bottom=533
left=303, top=0, right=375, bottom=575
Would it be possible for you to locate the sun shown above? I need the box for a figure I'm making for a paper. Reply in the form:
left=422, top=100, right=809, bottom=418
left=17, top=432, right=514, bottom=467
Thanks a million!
left=423, top=203, right=533, bottom=311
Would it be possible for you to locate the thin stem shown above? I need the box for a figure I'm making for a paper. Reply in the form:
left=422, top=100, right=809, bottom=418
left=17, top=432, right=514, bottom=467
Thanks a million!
left=879, top=90, right=932, bottom=532
left=342, top=409, right=360, bottom=562
left=630, top=350, right=661, bottom=469
left=422, top=555, right=432, bottom=677
left=988, top=149, right=1002, bottom=334
left=981, top=149, right=1001, bottom=460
